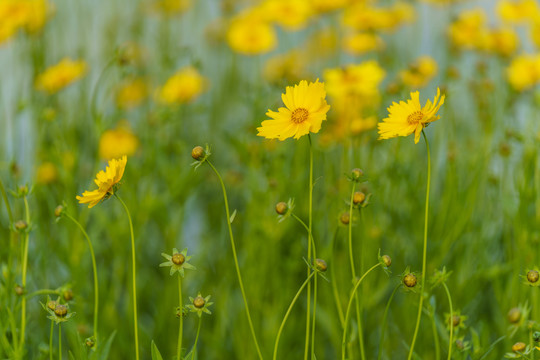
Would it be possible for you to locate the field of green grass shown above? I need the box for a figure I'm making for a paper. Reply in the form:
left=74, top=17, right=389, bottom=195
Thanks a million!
left=1, top=0, right=540, bottom=359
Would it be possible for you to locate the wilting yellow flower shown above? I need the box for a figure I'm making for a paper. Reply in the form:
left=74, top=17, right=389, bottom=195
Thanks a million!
left=159, top=66, right=207, bottom=104
left=227, top=16, right=277, bottom=55
left=257, top=79, right=330, bottom=140
left=116, top=78, right=148, bottom=110
left=343, top=32, right=382, bottom=55
left=99, top=122, right=139, bottom=160
left=149, top=0, right=191, bottom=15
left=400, top=56, right=438, bottom=88
left=378, top=88, right=445, bottom=144
left=36, top=162, right=58, bottom=184
left=262, top=0, right=312, bottom=30
left=263, top=51, right=308, bottom=85
left=497, top=0, right=540, bottom=24
left=76, top=156, right=127, bottom=208
left=448, top=9, right=487, bottom=50
left=506, top=54, right=540, bottom=91
left=35, top=58, right=87, bottom=94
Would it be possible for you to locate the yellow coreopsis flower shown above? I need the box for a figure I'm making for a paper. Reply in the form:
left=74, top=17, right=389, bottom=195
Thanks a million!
left=378, top=88, right=445, bottom=144
left=257, top=79, right=330, bottom=140
left=158, top=66, right=207, bottom=104
left=99, top=122, right=139, bottom=160
left=497, top=0, right=540, bottom=24
left=324, top=61, right=386, bottom=99
left=448, top=9, right=486, bottom=50
left=76, top=156, right=127, bottom=208
left=262, top=0, right=312, bottom=30
left=116, top=78, right=148, bottom=110
left=342, top=32, right=382, bottom=55
left=0, top=0, right=49, bottom=44
left=35, top=58, right=87, bottom=94
left=227, top=16, right=277, bottom=55
left=506, top=54, right=540, bottom=91
left=400, top=56, right=438, bottom=88
left=36, top=162, right=58, bottom=184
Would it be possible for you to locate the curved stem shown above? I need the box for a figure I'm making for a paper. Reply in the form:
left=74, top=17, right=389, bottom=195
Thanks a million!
left=273, top=271, right=317, bottom=360
left=206, top=161, right=263, bottom=360
left=177, top=275, right=183, bottom=360
left=26, top=289, right=61, bottom=299
left=115, top=195, right=139, bottom=360
left=377, top=284, right=401, bottom=360
left=442, top=283, right=453, bottom=360
left=304, top=135, right=314, bottom=360
left=58, top=323, right=62, bottom=360
left=291, top=214, right=317, bottom=258
left=19, top=196, right=30, bottom=351
left=342, top=263, right=382, bottom=360
left=407, top=131, right=431, bottom=360
left=64, top=213, right=99, bottom=344
left=191, top=317, right=202, bottom=360
left=348, top=182, right=365, bottom=360
left=49, top=321, right=54, bottom=360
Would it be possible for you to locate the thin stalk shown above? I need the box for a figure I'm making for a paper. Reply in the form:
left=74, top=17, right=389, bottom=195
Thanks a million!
left=273, top=271, right=317, bottom=360
left=49, top=321, right=54, bottom=360
left=291, top=214, right=317, bottom=258
left=304, top=135, right=314, bottom=360
left=442, top=283, right=454, bottom=360
left=330, top=229, right=345, bottom=327
left=377, top=284, right=401, bottom=360
left=348, top=182, right=365, bottom=360
left=206, top=161, right=263, bottom=360
left=407, top=131, right=431, bottom=360
left=19, top=196, right=30, bottom=351
left=431, top=312, right=440, bottom=360
left=26, top=289, right=61, bottom=299
left=342, top=263, right=381, bottom=360
left=0, top=177, right=13, bottom=222
left=191, top=317, right=202, bottom=360
left=58, top=323, right=62, bottom=360
left=90, top=57, right=117, bottom=129
left=64, top=213, right=99, bottom=343
left=177, top=275, right=183, bottom=360
left=1, top=177, right=16, bottom=308
left=115, top=195, right=139, bottom=360
left=530, top=328, right=535, bottom=360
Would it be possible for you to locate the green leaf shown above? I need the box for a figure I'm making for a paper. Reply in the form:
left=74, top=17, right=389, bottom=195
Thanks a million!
left=229, top=209, right=237, bottom=224
left=151, top=340, right=164, bottom=360
left=98, top=331, right=117, bottom=360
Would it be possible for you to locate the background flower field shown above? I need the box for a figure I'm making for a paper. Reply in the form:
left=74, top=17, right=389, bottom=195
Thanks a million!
left=1, top=0, right=540, bottom=359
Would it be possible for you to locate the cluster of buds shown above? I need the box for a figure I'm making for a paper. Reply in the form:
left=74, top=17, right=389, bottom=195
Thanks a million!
left=41, top=296, right=75, bottom=324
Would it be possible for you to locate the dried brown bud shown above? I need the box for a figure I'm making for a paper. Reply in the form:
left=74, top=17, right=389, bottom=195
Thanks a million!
left=172, top=253, right=185, bottom=266
left=191, top=146, right=205, bottom=161
left=275, top=202, right=287, bottom=215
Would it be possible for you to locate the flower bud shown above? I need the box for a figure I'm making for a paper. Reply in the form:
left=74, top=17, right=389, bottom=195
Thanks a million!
left=314, top=259, right=327, bottom=272
left=15, top=220, right=28, bottom=231
left=403, top=273, right=417, bottom=288
left=451, top=315, right=461, bottom=327
left=533, top=331, right=540, bottom=343
left=63, top=289, right=74, bottom=301
left=172, top=253, right=185, bottom=266
left=381, top=255, right=391, bottom=267
left=340, top=212, right=350, bottom=225
left=18, top=185, right=28, bottom=196
left=275, top=202, right=287, bottom=215
left=507, top=307, right=521, bottom=324
left=512, top=342, right=526, bottom=353
left=47, top=300, right=58, bottom=311
left=527, top=270, right=539, bottom=284
left=54, top=304, right=68, bottom=318
left=193, top=296, right=205, bottom=309
left=85, top=338, right=95, bottom=348
left=353, top=191, right=366, bottom=205
left=191, top=146, right=205, bottom=161
left=351, top=168, right=363, bottom=181
left=54, top=205, right=64, bottom=217
left=455, top=339, right=464, bottom=350
left=15, top=285, right=24, bottom=296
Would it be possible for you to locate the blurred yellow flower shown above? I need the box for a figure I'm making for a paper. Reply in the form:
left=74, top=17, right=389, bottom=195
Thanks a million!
left=506, top=54, right=540, bottom=91
left=76, top=156, right=127, bottom=208
left=159, top=66, right=207, bottom=104
left=378, top=88, right=445, bottom=144
left=99, top=122, right=139, bottom=160
left=262, top=0, right=312, bottom=30
left=497, top=0, right=540, bottom=24
left=227, top=16, right=277, bottom=55
left=448, top=9, right=486, bottom=50
left=490, top=27, right=519, bottom=57
left=325, top=61, right=386, bottom=99
left=0, top=0, right=50, bottom=44
left=149, top=0, right=191, bottom=15
left=343, top=2, right=414, bottom=32
left=263, top=51, right=308, bottom=85
left=343, top=32, right=382, bottom=55
left=400, top=56, right=438, bottom=88
left=257, top=79, right=330, bottom=140
left=116, top=78, right=148, bottom=110
left=36, top=162, right=58, bottom=184
left=350, top=116, right=377, bottom=135
left=309, top=0, right=349, bottom=13
left=35, top=58, right=87, bottom=94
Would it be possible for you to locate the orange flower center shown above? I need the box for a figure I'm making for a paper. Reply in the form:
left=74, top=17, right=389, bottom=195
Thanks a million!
left=407, top=111, right=424, bottom=125
left=291, top=108, right=309, bottom=124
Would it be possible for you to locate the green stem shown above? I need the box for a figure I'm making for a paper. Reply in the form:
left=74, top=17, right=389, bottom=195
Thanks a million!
left=407, top=131, right=431, bottom=360
left=90, top=56, right=117, bottom=129
left=49, top=321, right=54, bottom=360
left=330, top=229, right=345, bottom=327
left=58, top=323, right=62, bottom=360
left=273, top=271, right=317, bottom=360
left=342, top=263, right=382, bottom=360
left=191, top=317, right=202, bottom=360
left=377, top=284, right=401, bottom=360
left=64, top=213, right=99, bottom=344
left=291, top=214, right=317, bottom=257
left=177, top=275, right=183, bottom=360
left=0, top=177, right=13, bottom=222
left=442, top=283, right=454, bottom=360
left=304, top=135, right=314, bottom=360
left=19, top=196, right=30, bottom=351
left=26, top=289, right=61, bottom=299
left=431, top=311, right=440, bottom=360
left=115, top=195, right=139, bottom=360
left=206, top=161, right=263, bottom=360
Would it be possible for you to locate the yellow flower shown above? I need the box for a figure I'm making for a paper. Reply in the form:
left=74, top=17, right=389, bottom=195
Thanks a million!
left=378, top=88, right=445, bottom=144
left=497, top=0, right=540, bottom=24
left=506, top=54, right=540, bottom=91
left=149, top=0, right=191, bottom=15
left=262, top=0, right=312, bottom=30
left=35, top=58, right=87, bottom=94
left=36, top=162, right=58, bottom=184
left=342, top=32, right=383, bottom=55
left=309, top=0, right=349, bottom=13
left=99, top=122, right=139, bottom=160
left=257, top=79, right=330, bottom=140
left=0, top=0, right=50, bottom=44
left=448, top=9, right=486, bottom=50
left=76, top=156, right=127, bottom=208
left=350, top=116, right=377, bottom=135
left=116, top=78, right=148, bottom=110
left=227, top=16, right=277, bottom=55
left=324, top=61, right=386, bottom=99
left=158, top=66, right=207, bottom=104
left=343, top=2, right=414, bottom=32
left=399, top=56, right=438, bottom=88
left=490, top=27, right=519, bottom=57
